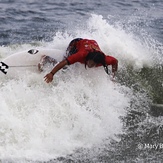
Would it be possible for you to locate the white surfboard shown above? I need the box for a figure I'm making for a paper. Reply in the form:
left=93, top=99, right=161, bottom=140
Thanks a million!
left=0, top=48, right=64, bottom=77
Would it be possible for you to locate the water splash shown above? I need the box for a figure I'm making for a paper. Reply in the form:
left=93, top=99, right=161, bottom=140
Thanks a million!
left=0, top=13, right=162, bottom=162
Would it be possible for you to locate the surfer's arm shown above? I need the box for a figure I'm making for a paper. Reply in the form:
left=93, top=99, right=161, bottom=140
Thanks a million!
left=50, top=60, right=68, bottom=75
left=44, top=60, right=68, bottom=83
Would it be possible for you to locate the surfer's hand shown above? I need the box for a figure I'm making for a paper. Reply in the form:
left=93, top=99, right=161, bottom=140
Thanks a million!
left=44, top=73, right=54, bottom=83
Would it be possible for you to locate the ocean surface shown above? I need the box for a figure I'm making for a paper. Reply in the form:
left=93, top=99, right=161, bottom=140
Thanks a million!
left=0, top=0, right=163, bottom=162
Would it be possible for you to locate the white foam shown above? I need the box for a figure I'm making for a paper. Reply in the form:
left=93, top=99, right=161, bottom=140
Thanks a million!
left=0, top=65, right=131, bottom=161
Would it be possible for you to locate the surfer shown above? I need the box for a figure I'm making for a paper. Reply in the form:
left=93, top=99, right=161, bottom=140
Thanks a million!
left=43, top=38, right=118, bottom=83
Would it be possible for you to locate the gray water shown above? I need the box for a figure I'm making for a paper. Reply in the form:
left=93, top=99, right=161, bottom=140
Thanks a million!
left=0, top=0, right=163, bottom=162
left=1, top=0, right=163, bottom=44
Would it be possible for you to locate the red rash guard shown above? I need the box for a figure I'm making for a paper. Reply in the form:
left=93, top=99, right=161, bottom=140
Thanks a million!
left=66, top=39, right=118, bottom=67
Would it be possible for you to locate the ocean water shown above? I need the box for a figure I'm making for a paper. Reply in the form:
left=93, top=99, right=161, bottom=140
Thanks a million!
left=0, top=0, right=163, bottom=163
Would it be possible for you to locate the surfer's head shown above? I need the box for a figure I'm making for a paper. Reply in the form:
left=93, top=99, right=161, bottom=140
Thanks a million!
left=85, top=51, right=109, bottom=74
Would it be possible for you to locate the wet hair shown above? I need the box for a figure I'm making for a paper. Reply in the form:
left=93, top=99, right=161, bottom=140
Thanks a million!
left=85, top=51, right=109, bottom=75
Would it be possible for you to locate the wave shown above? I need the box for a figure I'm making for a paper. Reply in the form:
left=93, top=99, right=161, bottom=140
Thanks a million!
left=0, top=13, right=163, bottom=162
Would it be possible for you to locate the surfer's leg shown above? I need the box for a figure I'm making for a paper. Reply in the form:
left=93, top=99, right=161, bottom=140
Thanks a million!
left=66, top=38, right=83, bottom=57
left=46, top=56, right=57, bottom=65
left=38, top=55, right=57, bottom=72
left=62, top=38, right=83, bottom=71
